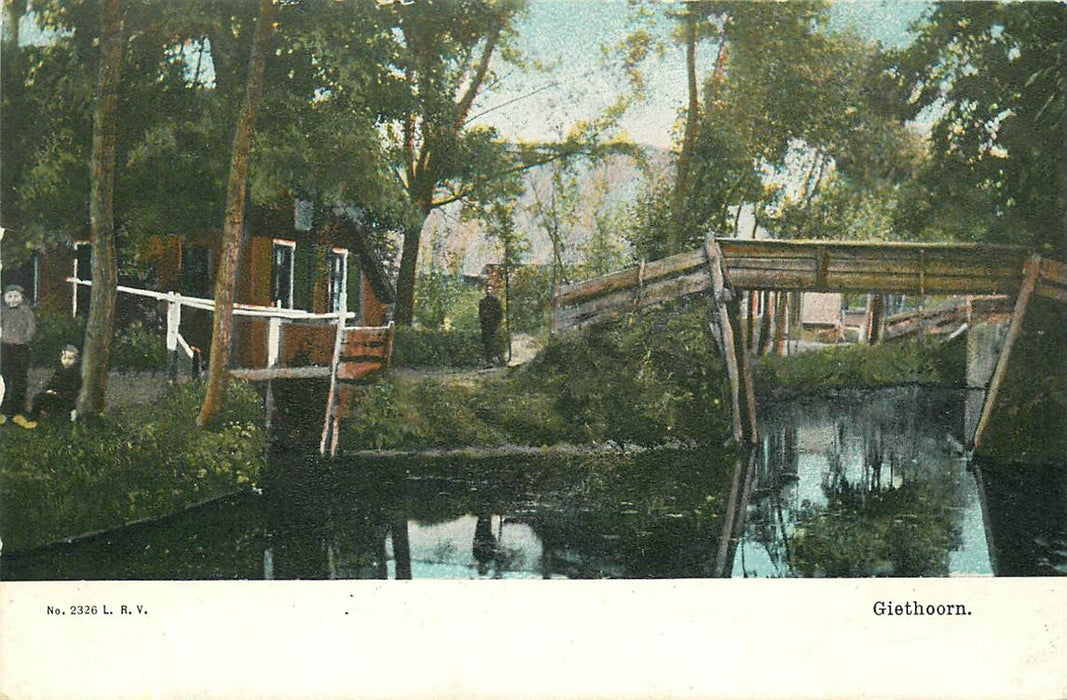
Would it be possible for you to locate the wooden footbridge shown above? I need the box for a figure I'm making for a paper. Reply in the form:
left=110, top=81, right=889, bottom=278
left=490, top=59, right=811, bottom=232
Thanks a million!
left=552, top=235, right=1067, bottom=457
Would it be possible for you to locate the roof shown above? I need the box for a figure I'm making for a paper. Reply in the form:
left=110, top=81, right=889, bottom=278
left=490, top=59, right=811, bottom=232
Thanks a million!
left=334, top=209, right=396, bottom=305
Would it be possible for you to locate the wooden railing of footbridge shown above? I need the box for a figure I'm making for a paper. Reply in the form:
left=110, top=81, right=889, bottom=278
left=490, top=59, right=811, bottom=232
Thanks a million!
left=552, top=235, right=1067, bottom=457
left=553, top=239, right=1064, bottom=331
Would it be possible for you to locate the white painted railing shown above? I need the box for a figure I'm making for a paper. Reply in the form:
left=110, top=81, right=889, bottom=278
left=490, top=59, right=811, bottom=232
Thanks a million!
left=67, top=277, right=357, bottom=376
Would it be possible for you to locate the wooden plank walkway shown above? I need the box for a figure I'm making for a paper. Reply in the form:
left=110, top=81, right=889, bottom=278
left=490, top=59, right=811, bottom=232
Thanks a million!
left=554, top=239, right=1064, bottom=332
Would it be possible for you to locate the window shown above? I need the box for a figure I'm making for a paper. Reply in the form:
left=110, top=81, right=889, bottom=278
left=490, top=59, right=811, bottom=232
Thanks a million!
left=73, top=241, right=92, bottom=317
left=271, top=239, right=295, bottom=309
left=327, top=248, right=348, bottom=313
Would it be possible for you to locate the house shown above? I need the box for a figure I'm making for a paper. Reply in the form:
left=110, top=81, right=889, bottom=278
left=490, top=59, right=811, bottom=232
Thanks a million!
left=3, top=200, right=395, bottom=370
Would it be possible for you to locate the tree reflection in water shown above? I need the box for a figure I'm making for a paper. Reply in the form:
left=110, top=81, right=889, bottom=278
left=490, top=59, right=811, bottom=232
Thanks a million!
left=12, top=389, right=1055, bottom=580
left=733, top=388, right=982, bottom=577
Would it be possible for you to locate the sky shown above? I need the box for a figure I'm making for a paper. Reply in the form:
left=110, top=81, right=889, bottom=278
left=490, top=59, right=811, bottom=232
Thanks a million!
left=476, top=0, right=932, bottom=149
left=9, top=0, right=931, bottom=151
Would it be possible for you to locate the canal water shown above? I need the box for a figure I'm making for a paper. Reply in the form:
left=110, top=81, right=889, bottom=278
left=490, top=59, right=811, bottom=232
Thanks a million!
left=2, top=388, right=1064, bottom=580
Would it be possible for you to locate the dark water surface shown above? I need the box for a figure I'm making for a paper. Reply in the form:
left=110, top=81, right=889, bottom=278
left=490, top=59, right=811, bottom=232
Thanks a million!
left=3, top=388, right=1064, bottom=580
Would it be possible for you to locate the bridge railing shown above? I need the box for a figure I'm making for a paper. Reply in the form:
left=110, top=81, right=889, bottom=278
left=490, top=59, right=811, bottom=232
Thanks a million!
left=552, top=239, right=1062, bottom=333
left=882, top=295, right=1012, bottom=342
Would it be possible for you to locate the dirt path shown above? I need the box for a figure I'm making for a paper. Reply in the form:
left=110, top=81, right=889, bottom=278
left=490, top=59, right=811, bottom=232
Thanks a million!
left=22, top=334, right=546, bottom=410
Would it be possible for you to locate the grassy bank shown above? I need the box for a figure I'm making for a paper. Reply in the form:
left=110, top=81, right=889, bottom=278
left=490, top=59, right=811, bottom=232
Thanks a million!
left=0, top=381, right=266, bottom=552
left=343, top=303, right=974, bottom=453
left=974, top=299, right=1066, bottom=464
left=343, top=299, right=734, bottom=451
left=756, top=335, right=964, bottom=398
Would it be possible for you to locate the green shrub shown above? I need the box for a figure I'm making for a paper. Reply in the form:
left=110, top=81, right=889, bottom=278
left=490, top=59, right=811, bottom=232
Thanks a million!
left=392, top=327, right=483, bottom=369
left=413, top=266, right=481, bottom=330
left=31, top=311, right=167, bottom=372
left=111, top=320, right=168, bottom=372
left=522, top=299, right=732, bottom=447
left=0, top=380, right=266, bottom=551
left=505, top=266, right=554, bottom=335
left=756, top=339, right=947, bottom=395
left=30, top=312, right=84, bottom=368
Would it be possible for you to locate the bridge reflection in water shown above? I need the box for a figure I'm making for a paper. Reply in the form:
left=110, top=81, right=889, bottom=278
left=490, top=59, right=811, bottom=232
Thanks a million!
left=727, top=388, right=997, bottom=578
left=3, top=389, right=1063, bottom=580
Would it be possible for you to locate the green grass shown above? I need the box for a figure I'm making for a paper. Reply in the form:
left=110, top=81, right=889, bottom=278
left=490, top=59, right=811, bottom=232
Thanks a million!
left=756, top=336, right=960, bottom=396
left=0, top=381, right=266, bottom=552
left=343, top=299, right=734, bottom=451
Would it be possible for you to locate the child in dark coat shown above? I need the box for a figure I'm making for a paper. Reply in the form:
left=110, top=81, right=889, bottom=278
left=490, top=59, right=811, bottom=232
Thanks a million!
left=23, top=344, right=82, bottom=426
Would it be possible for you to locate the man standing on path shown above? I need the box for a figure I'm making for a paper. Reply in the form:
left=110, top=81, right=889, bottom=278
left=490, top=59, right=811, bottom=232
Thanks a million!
left=478, top=283, right=504, bottom=368
left=1, top=284, right=37, bottom=424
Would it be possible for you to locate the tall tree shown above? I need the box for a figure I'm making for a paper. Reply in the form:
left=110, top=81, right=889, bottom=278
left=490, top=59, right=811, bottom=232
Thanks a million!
left=198, top=0, right=274, bottom=427
left=668, top=3, right=722, bottom=254
left=384, top=0, right=526, bottom=326
left=889, top=2, right=1065, bottom=253
left=76, top=0, right=123, bottom=416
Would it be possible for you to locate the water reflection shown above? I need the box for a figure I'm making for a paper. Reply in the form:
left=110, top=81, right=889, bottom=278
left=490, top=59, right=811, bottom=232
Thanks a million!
left=2, top=389, right=1063, bottom=580
left=732, top=389, right=994, bottom=577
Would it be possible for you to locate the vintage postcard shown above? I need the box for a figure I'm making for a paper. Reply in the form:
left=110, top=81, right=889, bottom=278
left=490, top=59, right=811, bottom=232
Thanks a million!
left=1, top=0, right=1064, bottom=697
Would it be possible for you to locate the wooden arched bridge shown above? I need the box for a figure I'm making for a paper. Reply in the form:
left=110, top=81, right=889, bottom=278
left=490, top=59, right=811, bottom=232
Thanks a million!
left=551, top=235, right=1066, bottom=458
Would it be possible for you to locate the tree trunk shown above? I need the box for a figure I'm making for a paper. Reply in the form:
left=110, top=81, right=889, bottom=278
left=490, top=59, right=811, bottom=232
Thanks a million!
left=2, top=0, right=26, bottom=47
left=198, top=0, right=274, bottom=427
left=394, top=184, right=434, bottom=326
left=669, top=9, right=700, bottom=255
left=393, top=212, right=427, bottom=327
left=77, top=0, right=123, bottom=417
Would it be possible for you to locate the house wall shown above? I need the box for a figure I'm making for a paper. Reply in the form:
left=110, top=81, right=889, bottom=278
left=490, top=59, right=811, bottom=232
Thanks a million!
left=360, top=277, right=388, bottom=326
left=27, top=202, right=393, bottom=371
left=801, top=292, right=843, bottom=326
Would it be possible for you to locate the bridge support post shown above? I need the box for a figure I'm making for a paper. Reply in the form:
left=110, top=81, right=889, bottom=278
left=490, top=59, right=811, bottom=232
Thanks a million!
left=970, top=255, right=1041, bottom=454
left=704, top=234, right=758, bottom=444
left=964, top=319, right=1007, bottom=443
left=865, top=294, right=886, bottom=344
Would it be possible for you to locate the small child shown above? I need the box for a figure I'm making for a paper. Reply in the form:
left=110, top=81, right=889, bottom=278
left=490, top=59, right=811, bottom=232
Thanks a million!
left=16, top=344, right=82, bottom=428
left=1, top=284, right=37, bottom=424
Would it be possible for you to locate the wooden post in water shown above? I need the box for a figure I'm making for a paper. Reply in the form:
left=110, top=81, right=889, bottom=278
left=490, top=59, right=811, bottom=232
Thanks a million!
left=970, top=255, right=1041, bottom=454
left=774, top=291, right=788, bottom=356
left=704, top=234, right=743, bottom=444
left=757, top=291, right=773, bottom=356
left=865, top=294, right=886, bottom=344
left=728, top=295, right=759, bottom=443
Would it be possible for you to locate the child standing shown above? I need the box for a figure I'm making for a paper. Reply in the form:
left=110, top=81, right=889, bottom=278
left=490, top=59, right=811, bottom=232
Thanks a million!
left=1, top=284, right=37, bottom=424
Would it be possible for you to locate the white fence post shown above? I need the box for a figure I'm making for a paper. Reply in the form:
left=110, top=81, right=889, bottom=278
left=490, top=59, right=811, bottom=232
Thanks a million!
left=267, top=316, right=282, bottom=368
left=165, top=292, right=182, bottom=380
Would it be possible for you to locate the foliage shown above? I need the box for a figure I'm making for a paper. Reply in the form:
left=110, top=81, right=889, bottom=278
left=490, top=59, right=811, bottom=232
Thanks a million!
left=109, top=320, right=168, bottom=373
left=887, top=2, right=1065, bottom=253
left=756, top=339, right=952, bottom=396
left=346, top=301, right=732, bottom=451
left=30, top=312, right=168, bottom=372
left=506, top=265, right=554, bottom=335
left=30, top=312, right=86, bottom=368
left=525, top=299, right=731, bottom=446
left=412, top=263, right=480, bottom=331
left=392, top=327, right=483, bottom=370
left=0, top=380, right=266, bottom=551
left=623, top=2, right=889, bottom=257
